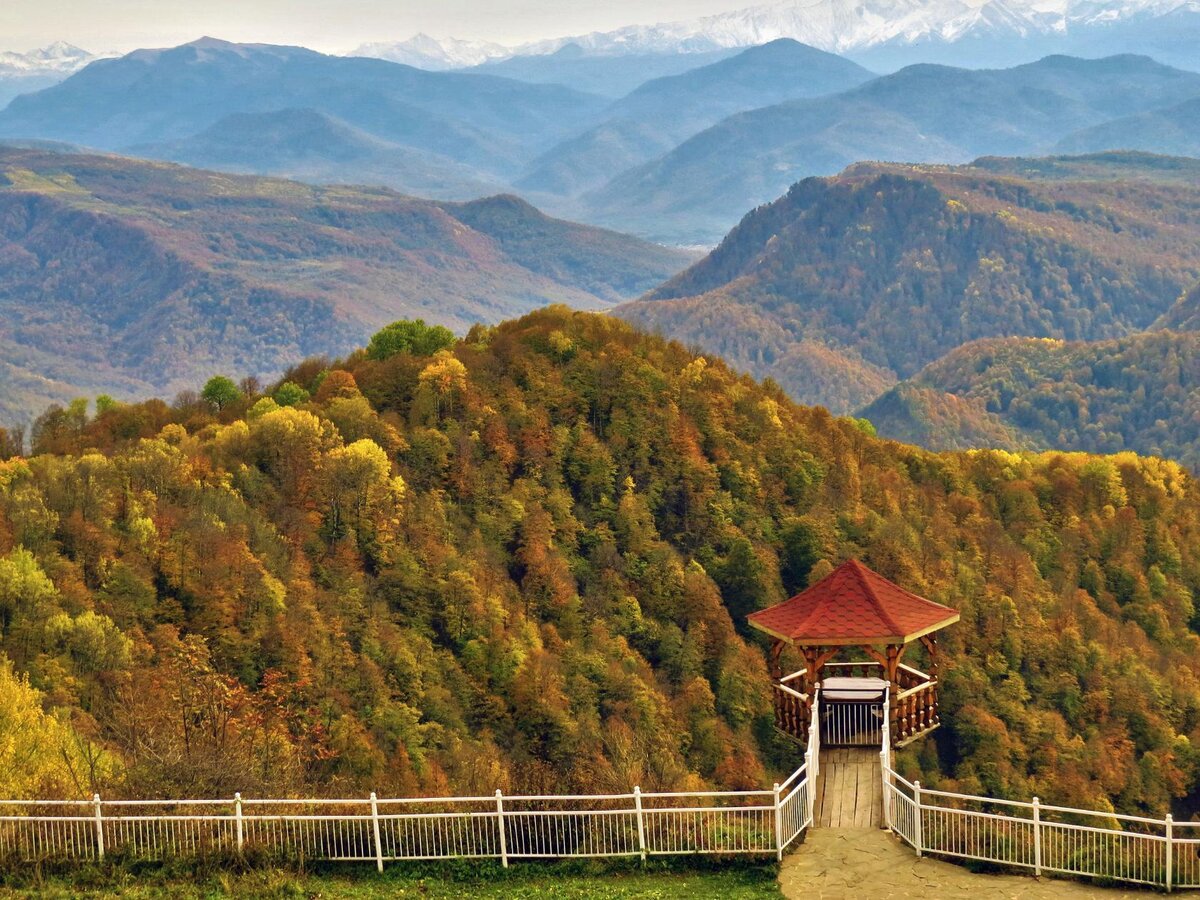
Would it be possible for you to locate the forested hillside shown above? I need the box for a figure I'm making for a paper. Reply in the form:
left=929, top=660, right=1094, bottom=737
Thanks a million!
left=2, top=308, right=1200, bottom=820
left=862, top=332, right=1200, bottom=468
left=0, top=147, right=689, bottom=426
left=619, top=154, right=1200, bottom=413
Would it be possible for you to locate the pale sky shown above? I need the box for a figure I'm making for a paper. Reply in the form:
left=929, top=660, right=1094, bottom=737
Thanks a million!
left=0, top=0, right=750, bottom=55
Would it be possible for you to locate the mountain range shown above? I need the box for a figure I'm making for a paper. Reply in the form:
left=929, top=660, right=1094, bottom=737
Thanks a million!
left=10, top=37, right=1200, bottom=243
left=356, top=0, right=1200, bottom=73
left=0, top=147, right=690, bottom=426
left=579, top=52, right=1200, bottom=241
left=516, top=39, right=873, bottom=199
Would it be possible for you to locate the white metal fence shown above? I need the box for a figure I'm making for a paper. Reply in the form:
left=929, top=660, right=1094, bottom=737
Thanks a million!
left=0, top=766, right=814, bottom=869
left=878, top=685, right=1199, bottom=891
left=820, top=693, right=884, bottom=747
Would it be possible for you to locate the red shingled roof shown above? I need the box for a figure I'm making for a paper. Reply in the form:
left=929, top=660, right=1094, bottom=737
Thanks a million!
left=747, top=560, right=959, bottom=646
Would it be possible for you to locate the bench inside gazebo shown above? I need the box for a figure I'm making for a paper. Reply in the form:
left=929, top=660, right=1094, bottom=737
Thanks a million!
left=748, top=559, right=959, bottom=750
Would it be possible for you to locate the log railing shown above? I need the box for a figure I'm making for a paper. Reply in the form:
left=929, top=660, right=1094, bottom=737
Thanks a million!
left=894, top=679, right=939, bottom=744
left=773, top=662, right=940, bottom=747
left=773, top=680, right=811, bottom=744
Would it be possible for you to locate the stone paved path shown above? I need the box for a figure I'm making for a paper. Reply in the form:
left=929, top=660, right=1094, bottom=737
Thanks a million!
left=780, top=828, right=1143, bottom=899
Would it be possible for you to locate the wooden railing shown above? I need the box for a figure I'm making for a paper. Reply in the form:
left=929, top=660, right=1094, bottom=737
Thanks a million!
left=773, top=679, right=811, bottom=744
left=895, top=679, right=939, bottom=744
left=773, top=662, right=940, bottom=747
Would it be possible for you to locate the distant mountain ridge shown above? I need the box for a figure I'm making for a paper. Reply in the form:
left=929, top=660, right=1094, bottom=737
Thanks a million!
left=0, top=37, right=608, bottom=202
left=581, top=53, right=1200, bottom=242
left=6, top=38, right=1200, bottom=243
left=518, top=39, right=873, bottom=198
left=128, top=108, right=507, bottom=200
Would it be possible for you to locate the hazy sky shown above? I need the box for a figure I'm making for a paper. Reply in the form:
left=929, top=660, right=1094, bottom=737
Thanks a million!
left=1, top=0, right=748, bottom=54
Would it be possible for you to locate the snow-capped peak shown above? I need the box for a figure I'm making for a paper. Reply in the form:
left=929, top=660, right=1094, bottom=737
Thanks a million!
left=351, top=33, right=511, bottom=70
left=0, top=42, right=103, bottom=76
left=351, top=0, right=1200, bottom=68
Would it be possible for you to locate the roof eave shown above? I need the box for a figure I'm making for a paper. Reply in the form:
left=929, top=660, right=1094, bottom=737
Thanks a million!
left=747, top=612, right=960, bottom=647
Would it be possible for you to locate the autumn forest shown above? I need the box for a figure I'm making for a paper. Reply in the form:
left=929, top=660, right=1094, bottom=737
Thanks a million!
left=0, top=308, right=1197, bottom=826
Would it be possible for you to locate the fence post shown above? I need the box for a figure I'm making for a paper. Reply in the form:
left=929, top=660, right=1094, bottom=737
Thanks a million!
left=633, top=786, right=647, bottom=863
left=369, top=792, right=384, bottom=874
left=1032, top=797, right=1041, bottom=877
left=913, top=781, right=923, bottom=857
left=880, top=749, right=890, bottom=830
left=495, top=789, right=508, bottom=868
left=1166, top=814, right=1174, bottom=892
left=806, top=760, right=815, bottom=826
left=774, top=783, right=783, bottom=861
left=92, top=793, right=104, bottom=861
left=234, top=792, right=244, bottom=854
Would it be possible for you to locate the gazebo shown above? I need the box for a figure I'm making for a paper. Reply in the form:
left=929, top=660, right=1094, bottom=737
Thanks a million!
left=747, top=559, right=959, bottom=748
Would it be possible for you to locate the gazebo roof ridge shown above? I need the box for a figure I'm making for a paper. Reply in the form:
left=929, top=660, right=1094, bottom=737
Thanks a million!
left=747, top=558, right=959, bottom=647
left=840, top=559, right=902, bottom=636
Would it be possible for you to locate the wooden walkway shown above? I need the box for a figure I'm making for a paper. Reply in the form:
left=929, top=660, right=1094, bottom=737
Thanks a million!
left=814, top=747, right=882, bottom=829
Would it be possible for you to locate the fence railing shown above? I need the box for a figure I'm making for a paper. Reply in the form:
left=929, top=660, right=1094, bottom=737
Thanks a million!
left=0, top=765, right=814, bottom=869
left=879, top=691, right=1197, bottom=891
left=821, top=691, right=885, bottom=747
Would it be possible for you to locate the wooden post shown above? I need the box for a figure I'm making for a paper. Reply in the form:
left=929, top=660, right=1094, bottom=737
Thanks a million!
left=496, top=789, right=509, bottom=868
left=886, top=645, right=901, bottom=743
left=1032, top=796, right=1041, bottom=877
left=634, top=786, right=647, bottom=863
left=768, top=639, right=785, bottom=681
left=93, top=794, right=104, bottom=861
left=234, top=792, right=244, bottom=853
left=370, top=792, right=384, bottom=873
left=919, top=634, right=939, bottom=680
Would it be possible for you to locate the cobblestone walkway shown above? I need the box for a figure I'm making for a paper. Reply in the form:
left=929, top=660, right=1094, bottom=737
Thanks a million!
left=780, top=828, right=1142, bottom=899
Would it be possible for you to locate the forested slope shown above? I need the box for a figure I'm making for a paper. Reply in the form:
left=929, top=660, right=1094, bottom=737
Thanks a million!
left=0, top=147, right=689, bottom=426
left=863, top=332, right=1200, bottom=468
left=619, top=154, right=1200, bottom=413
left=0, top=309, right=1198, bottom=820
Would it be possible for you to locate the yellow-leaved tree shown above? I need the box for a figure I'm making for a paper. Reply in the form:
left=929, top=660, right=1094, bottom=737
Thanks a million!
left=0, top=653, right=118, bottom=797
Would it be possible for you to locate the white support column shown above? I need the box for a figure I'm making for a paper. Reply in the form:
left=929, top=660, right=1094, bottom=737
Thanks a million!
left=234, top=793, right=244, bottom=853
left=773, top=783, right=783, bottom=861
left=913, top=781, right=923, bottom=857
left=1166, top=814, right=1174, bottom=892
left=495, top=789, right=509, bottom=868
left=881, top=684, right=891, bottom=831
left=92, top=794, right=104, bottom=861
left=1032, top=797, right=1041, bottom=877
left=633, top=786, right=647, bottom=862
left=370, top=792, right=384, bottom=873
left=880, top=748, right=891, bottom=830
